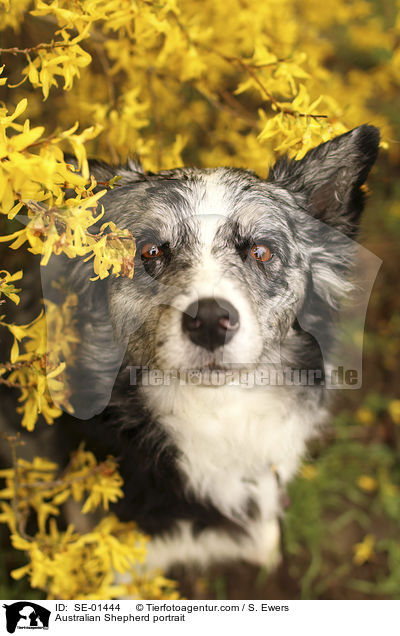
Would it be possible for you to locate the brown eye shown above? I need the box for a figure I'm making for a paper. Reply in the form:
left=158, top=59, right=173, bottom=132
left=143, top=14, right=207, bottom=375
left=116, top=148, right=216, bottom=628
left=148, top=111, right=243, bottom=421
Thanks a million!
left=141, top=243, right=163, bottom=259
left=250, top=244, right=273, bottom=262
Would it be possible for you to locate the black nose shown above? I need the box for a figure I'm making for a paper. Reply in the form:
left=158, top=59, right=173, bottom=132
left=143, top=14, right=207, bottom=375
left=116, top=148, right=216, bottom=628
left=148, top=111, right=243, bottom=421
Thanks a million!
left=182, top=297, right=240, bottom=351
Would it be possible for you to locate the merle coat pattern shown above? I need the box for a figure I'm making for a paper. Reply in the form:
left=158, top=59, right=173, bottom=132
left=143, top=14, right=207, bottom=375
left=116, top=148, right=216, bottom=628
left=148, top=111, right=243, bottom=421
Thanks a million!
left=51, top=125, right=379, bottom=570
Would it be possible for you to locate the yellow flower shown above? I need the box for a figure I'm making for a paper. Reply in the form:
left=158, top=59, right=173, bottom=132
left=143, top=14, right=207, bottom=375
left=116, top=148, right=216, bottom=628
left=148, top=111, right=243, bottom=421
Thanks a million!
left=357, top=475, right=378, bottom=492
left=0, top=270, right=23, bottom=305
left=353, top=534, right=376, bottom=566
left=388, top=400, right=400, bottom=425
left=300, top=464, right=318, bottom=480
left=355, top=407, right=375, bottom=426
left=1, top=0, right=399, bottom=602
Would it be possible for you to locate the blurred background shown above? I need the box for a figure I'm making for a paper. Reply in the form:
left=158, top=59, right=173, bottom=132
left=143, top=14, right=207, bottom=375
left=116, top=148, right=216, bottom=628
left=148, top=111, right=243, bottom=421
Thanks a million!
left=0, top=0, right=399, bottom=599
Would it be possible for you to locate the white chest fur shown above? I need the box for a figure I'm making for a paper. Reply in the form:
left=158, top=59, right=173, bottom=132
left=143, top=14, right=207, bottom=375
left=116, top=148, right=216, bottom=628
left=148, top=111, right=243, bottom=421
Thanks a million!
left=141, top=382, right=322, bottom=522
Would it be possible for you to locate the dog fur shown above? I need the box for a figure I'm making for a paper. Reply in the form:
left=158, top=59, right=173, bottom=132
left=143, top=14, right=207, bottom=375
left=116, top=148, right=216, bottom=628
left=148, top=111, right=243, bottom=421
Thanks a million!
left=43, top=125, right=380, bottom=570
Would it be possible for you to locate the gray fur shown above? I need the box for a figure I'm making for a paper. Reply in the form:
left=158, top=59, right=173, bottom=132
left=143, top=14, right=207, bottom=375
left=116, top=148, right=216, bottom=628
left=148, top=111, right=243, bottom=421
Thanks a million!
left=38, top=126, right=380, bottom=569
left=62, top=126, right=379, bottom=404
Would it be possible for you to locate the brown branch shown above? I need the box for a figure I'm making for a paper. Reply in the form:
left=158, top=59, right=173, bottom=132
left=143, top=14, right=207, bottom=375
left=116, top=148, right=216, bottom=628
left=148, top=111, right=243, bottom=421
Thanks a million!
left=225, top=56, right=328, bottom=120
left=24, top=131, right=61, bottom=152
left=24, top=200, right=134, bottom=243
left=0, top=41, right=76, bottom=56
left=1, top=436, right=119, bottom=529
left=0, top=376, right=35, bottom=389
left=218, top=89, right=258, bottom=126
left=2, top=434, right=32, bottom=542
left=93, top=43, right=116, bottom=106
left=248, top=58, right=288, bottom=69
left=0, top=355, right=43, bottom=373
left=0, top=356, right=43, bottom=388
left=146, top=67, right=258, bottom=129
left=195, top=43, right=330, bottom=121
left=147, top=70, right=162, bottom=170
left=95, top=180, right=121, bottom=187
left=194, top=85, right=258, bottom=127
left=0, top=353, right=62, bottom=391
left=18, top=458, right=117, bottom=491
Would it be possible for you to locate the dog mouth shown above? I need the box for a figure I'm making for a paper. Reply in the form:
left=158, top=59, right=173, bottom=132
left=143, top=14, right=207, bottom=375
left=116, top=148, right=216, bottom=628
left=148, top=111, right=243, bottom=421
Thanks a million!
left=201, top=360, right=225, bottom=370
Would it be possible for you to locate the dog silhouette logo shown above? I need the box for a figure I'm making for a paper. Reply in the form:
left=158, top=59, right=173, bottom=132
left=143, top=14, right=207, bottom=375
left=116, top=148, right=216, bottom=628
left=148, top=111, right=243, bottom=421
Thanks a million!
left=3, top=602, right=50, bottom=633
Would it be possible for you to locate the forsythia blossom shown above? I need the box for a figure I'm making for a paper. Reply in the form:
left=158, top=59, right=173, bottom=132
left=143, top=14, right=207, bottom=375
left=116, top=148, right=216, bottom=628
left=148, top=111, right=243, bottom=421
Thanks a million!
left=0, top=0, right=399, bottom=599
left=0, top=448, right=178, bottom=599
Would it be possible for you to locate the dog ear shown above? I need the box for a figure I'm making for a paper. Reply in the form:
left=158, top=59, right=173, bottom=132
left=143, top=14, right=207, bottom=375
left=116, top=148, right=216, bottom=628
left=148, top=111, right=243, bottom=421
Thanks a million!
left=41, top=254, right=128, bottom=420
left=268, top=125, right=380, bottom=236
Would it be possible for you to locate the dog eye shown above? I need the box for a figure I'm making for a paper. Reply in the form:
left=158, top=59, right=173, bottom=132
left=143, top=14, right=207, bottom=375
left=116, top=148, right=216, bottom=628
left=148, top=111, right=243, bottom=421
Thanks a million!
left=141, top=243, right=164, bottom=259
left=250, top=244, right=273, bottom=262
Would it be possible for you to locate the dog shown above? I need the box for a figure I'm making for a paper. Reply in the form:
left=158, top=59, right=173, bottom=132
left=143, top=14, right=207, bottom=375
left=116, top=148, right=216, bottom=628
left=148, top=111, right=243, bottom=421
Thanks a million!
left=41, top=125, right=380, bottom=571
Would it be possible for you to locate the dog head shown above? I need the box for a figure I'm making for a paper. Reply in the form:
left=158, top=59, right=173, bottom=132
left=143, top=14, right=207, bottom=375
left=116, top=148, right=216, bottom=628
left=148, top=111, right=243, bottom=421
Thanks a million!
left=44, top=125, right=379, bottom=416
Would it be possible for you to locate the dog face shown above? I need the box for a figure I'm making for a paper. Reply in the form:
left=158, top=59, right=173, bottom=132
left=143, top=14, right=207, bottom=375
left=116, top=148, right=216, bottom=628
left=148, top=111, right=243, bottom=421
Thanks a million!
left=106, top=170, right=310, bottom=372
left=46, top=125, right=379, bottom=416
left=102, top=125, right=379, bottom=373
